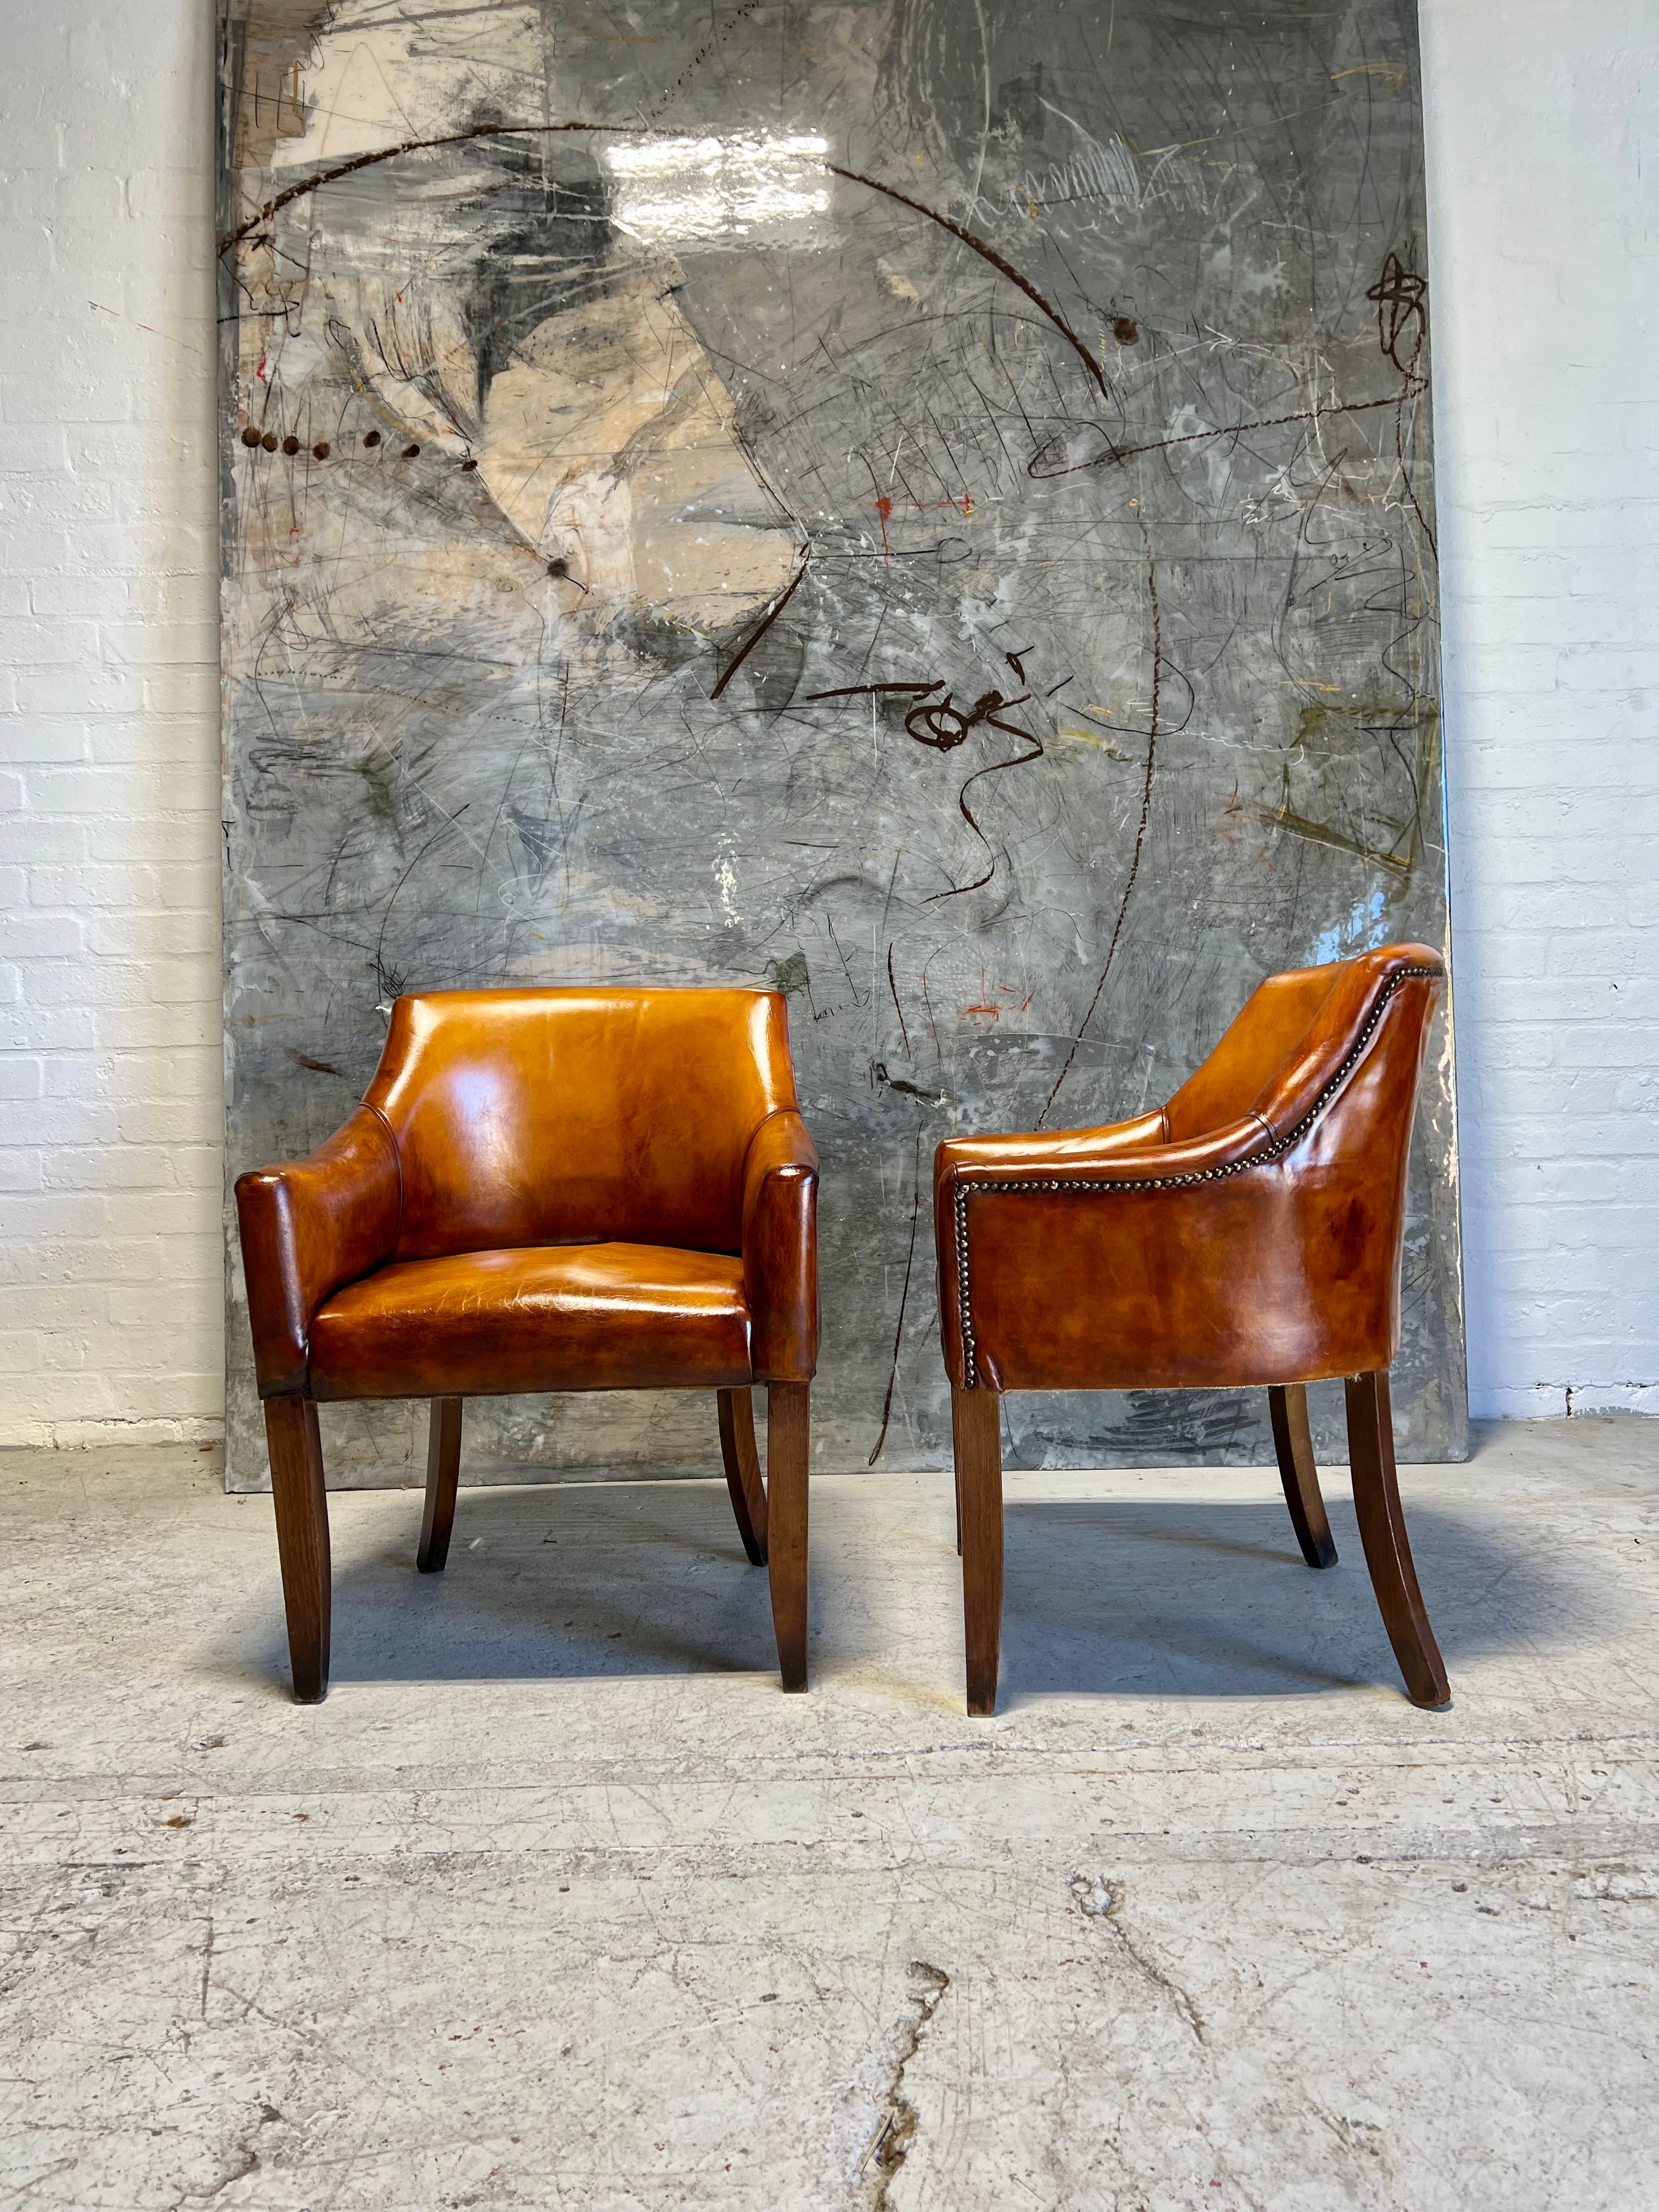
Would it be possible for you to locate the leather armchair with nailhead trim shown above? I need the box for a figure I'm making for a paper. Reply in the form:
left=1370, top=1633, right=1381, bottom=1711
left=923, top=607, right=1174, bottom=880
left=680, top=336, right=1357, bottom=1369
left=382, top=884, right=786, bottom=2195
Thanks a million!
left=932, top=945, right=1449, bottom=1716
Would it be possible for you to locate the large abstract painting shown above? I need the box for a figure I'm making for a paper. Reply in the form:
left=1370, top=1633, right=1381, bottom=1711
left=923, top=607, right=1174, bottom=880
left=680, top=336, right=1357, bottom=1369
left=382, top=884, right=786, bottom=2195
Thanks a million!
left=218, top=0, right=1465, bottom=1487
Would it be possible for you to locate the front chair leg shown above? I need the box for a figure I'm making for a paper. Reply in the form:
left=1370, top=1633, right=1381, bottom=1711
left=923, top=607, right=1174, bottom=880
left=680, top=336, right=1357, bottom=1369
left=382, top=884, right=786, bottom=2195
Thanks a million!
left=417, top=1396, right=463, bottom=1573
left=263, top=1396, right=331, bottom=1703
left=716, top=1387, right=768, bottom=1565
left=1268, top=1384, right=1338, bottom=1568
left=1345, top=1370, right=1451, bottom=1709
left=765, top=1382, right=809, bottom=1691
left=953, top=1385, right=1003, bottom=1717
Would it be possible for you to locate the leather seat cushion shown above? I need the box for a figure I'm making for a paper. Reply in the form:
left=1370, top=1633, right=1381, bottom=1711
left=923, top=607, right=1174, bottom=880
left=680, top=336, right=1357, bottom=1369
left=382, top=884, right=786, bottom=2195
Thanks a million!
left=308, top=1242, right=752, bottom=1401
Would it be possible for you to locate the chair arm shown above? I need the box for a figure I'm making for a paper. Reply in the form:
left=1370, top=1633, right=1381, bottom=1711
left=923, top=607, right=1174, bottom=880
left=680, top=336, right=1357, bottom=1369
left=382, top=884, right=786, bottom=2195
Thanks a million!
left=933, top=1114, right=1340, bottom=1392
left=234, top=1107, right=402, bottom=1397
left=932, top=1108, right=1167, bottom=1199
left=741, top=1108, right=819, bottom=1382
left=941, top=1113, right=1268, bottom=1196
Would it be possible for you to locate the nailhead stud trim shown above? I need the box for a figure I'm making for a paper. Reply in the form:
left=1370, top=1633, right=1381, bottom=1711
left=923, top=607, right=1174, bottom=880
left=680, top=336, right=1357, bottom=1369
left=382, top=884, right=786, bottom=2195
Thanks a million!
left=952, top=967, right=1438, bottom=1387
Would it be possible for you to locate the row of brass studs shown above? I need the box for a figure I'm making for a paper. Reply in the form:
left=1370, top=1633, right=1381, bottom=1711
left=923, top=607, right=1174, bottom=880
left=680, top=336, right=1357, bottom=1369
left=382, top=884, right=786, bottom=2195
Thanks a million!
left=951, top=967, right=1439, bottom=1390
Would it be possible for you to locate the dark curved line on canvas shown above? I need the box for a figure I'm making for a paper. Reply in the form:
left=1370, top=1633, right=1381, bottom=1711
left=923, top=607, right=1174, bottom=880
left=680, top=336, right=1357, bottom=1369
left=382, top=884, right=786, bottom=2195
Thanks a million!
left=708, top=548, right=812, bottom=701
left=224, top=121, right=654, bottom=249
left=227, top=133, right=1118, bottom=444
left=1039, top=506, right=1161, bottom=1124
left=924, top=720, right=1046, bottom=905
left=868, top=1127, right=924, bottom=1468
left=823, top=166, right=1115, bottom=417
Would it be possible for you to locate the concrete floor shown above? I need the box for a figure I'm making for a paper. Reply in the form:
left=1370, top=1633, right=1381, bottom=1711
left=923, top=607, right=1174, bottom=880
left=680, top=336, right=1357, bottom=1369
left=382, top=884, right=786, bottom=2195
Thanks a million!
left=3, top=1421, right=1656, bottom=2210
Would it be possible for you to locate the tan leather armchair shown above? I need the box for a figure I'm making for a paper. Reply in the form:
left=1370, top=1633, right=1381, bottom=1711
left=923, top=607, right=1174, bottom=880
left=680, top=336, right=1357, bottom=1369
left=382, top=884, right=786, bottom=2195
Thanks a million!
left=236, top=988, right=817, bottom=1702
left=934, top=944, right=1449, bottom=1717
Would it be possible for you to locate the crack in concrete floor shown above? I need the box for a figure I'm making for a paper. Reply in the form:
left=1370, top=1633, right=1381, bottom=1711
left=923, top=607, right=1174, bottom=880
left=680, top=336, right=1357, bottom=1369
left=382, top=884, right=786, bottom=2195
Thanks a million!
left=859, top=1961, right=951, bottom=2208
left=1071, top=1872, right=1207, bottom=2044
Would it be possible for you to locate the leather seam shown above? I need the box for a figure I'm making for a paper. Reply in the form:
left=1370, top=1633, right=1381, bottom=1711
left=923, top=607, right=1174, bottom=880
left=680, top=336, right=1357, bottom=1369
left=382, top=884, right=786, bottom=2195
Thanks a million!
left=362, top=1100, right=405, bottom=1252
left=313, top=1102, right=404, bottom=1398
left=745, top=1103, right=813, bottom=1160
left=953, top=965, right=1438, bottom=1389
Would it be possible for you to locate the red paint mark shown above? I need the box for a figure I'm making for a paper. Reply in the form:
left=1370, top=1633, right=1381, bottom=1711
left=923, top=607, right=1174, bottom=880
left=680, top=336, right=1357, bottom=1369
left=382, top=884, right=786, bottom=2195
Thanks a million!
left=255, top=351, right=268, bottom=383
left=963, top=1003, right=1002, bottom=1019
left=874, top=493, right=892, bottom=559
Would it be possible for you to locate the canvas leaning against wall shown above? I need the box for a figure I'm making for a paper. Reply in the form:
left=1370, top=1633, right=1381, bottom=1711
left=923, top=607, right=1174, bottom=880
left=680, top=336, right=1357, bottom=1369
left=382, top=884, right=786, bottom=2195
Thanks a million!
left=217, top=0, right=1465, bottom=1487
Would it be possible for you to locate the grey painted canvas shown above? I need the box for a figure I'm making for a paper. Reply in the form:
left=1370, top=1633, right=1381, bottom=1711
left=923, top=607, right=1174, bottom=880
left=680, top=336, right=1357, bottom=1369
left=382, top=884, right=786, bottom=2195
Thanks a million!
left=218, top=0, right=1465, bottom=1489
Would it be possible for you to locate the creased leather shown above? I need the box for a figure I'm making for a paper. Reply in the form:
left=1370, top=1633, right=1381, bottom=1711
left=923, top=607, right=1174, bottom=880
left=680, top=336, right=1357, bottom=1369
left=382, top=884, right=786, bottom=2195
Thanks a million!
left=934, top=945, right=1444, bottom=1393
left=234, top=1107, right=401, bottom=1397
left=741, top=1109, right=820, bottom=1381
left=1162, top=965, right=1341, bottom=1143
left=235, top=986, right=817, bottom=1403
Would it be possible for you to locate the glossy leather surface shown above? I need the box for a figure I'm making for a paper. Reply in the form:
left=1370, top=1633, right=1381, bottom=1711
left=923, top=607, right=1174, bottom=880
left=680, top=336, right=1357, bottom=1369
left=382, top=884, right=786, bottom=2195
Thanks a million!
left=372, top=989, right=797, bottom=1260
left=309, top=1243, right=752, bottom=1401
left=235, top=986, right=817, bottom=1400
left=742, top=1109, right=819, bottom=1382
left=236, top=1108, right=400, bottom=1400
left=934, top=945, right=1444, bottom=1393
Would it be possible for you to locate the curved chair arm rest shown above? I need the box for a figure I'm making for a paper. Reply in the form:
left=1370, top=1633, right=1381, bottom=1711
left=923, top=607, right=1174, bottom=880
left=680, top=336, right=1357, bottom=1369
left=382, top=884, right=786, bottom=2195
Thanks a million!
left=932, top=1109, right=1167, bottom=1197
left=234, top=1107, right=402, bottom=1397
left=942, top=1113, right=1270, bottom=1196
left=741, top=1108, right=819, bottom=1382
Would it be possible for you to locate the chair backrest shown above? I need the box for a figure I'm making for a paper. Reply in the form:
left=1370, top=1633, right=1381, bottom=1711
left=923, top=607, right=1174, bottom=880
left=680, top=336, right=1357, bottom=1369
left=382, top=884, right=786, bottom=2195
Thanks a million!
left=364, top=987, right=799, bottom=1260
left=1162, top=945, right=1440, bottom=1149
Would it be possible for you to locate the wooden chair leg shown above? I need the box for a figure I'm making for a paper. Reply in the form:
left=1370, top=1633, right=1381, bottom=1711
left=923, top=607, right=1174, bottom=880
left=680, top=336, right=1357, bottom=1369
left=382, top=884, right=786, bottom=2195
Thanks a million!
left=953, top=1385, right=1003, bottom=1717
left=765, top=1381, right=809, bottom=1691
left=954, top=1452, right=963, bottom=1558
left=1345, top=1370, right=1451, bottom=1709
left=1268, top=1383, right=1338, bottom=1568
left=417, top=1396, right=463, bottom=1573
left=263, top=1396, right=331, bottom=1704
left=716, top=1387, right=768, bottom=1565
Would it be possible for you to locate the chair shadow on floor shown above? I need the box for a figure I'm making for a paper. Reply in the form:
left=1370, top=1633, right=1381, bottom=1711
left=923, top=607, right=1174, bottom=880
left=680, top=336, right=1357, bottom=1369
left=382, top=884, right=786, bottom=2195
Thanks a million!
left=219, top=1473, right=1618, bottom=1705
left=994, top=1492, right=1609, bottom=1706
left=232, top=1476, right=782, bottom=1695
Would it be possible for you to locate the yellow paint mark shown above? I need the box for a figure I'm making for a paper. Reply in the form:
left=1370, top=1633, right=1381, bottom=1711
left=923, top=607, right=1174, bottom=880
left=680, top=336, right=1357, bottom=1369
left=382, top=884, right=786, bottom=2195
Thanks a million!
left=1331, top=64, right=1407, bottom=91
left=1061, top=728, right=1133, bottom=759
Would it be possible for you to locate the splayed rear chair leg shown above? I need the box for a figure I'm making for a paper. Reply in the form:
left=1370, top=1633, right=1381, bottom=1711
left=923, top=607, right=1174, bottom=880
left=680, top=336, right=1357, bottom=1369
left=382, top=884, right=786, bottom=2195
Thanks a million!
left=953, top=1385, right=1003, bottom=1717
left=417, top=1396, right=462, bottom=1573
left=717, top=1387, right=768, bottom=1565
left=264, top=1395, right=331, bottom=1704
left=1345, top=1369, right=1451, bottom=1709
left=766, top=1381, right=809, bottom=1691
left=1268, top=1384, right=1338, bottom=1568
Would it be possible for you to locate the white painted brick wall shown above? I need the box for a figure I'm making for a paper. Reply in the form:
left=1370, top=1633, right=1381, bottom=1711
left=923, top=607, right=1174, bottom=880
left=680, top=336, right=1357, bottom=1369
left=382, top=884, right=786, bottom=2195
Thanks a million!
left=0, top=3, right=222, bottom=1443
left=1421, top=0, right=1659, bottom=1418
left=0, top=1, right=1653, bottom=1442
